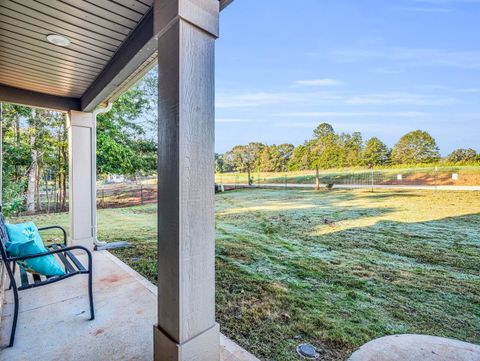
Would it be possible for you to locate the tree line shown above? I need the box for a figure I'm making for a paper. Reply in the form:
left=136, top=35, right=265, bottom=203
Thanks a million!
left=216, top=123, right=479, bottom=179
left=0, top=70, right=158, bottom=216
left=2, top=63, right=478, bottom=216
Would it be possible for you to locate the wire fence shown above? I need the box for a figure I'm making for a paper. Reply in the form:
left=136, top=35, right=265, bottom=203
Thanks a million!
left=24, top=168, right=479, bottom=216
left=31, top=176, right=157, bottom=215
left=97, top=183, right=157, bottom=209
left=217, top=167, right=480, bottom=190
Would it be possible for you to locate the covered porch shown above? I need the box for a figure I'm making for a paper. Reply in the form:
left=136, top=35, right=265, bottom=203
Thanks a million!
left=2, top=1, right=479, bottom=361
left=0, top=0, right=243, bottom=360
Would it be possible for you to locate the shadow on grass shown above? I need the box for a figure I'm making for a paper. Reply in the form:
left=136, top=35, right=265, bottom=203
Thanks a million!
left=357, top=192, right=423, bottom=199
left=215, top=202, right=480, bottom=360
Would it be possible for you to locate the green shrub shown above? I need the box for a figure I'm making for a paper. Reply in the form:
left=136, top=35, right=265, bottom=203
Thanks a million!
left=2, top=181, right=27, bottom=217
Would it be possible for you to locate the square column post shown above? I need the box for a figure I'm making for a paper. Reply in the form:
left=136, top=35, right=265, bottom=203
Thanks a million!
left=67, top=111, right=96, bottom=250
left=154, top=0, right=220, bottom=360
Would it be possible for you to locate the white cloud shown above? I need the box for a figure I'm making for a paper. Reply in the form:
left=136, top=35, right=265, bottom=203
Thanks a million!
left=404, top=7, right=452, bottom=12
left=274, top=121, right=418, bottom=134
left=216, top=90, right=457, bottom=109
left=216, top=91, right=341, bottom=108
left=216, top=118, right=252, bottom=123
left=216, top=92, right=294, bottom=108
left=294, top=78, right=344, bottom=86
left=368, top=67, right=405, bottom=74
left=415, top=85, right=480, bottom=94
left=275, top=122, right=320, bottom=128
left=344, top=92, right=457, bottom=106
left=414, top=0, right=480, bottom=3
left=415, top=84, right=452, bottom=91
left=457, top=88, right=480, bottom=93
left=278, top=111, right=428, bottom=118
left=332, top=47, right=480, bottom=69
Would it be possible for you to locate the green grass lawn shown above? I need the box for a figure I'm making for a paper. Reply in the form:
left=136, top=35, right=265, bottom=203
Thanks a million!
left=13, top=189, right=480, bottom=360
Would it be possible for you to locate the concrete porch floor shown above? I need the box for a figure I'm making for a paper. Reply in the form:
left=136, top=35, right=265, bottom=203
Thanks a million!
left=0, top=251, right=258, bottom=361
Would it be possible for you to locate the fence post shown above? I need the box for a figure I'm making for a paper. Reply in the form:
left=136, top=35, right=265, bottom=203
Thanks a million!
left=140, top=185, right=144, bottom=205
left=101, top=190, right=105, bottom=208
left=370, top=165, right=374, bottom=192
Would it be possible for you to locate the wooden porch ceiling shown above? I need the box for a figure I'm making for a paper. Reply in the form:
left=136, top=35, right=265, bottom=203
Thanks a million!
left=0, top=0, right=231, bottom=112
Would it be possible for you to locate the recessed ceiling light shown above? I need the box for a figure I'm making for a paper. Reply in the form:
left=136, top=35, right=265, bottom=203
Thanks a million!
left=46, top=34, right=71, bottom=47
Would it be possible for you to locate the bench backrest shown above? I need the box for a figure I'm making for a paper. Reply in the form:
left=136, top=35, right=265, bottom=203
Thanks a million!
left=0, top=213, right=11, bottom=261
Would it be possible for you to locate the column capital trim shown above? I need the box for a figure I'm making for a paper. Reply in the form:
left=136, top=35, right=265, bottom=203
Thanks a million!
left=67, top=110, right=95, bottom=129
left=154, top=0, right=220, bottom=38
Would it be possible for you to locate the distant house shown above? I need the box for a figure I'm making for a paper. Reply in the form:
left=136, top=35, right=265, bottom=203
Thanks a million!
left=105, top=175, right=128, bottom=184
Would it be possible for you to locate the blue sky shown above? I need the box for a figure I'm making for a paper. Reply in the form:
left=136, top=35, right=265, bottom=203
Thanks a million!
left=215, top=0, right=480, bottom=155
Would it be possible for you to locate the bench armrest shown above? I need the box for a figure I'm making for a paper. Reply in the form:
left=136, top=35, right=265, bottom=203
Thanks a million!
left=6, top=245, right=91, bottom=264
left=38, top=226, right=67, bottom=246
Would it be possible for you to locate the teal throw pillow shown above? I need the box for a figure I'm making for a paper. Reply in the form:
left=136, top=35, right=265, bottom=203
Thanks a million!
left=5, top=222, right=65, bottom=277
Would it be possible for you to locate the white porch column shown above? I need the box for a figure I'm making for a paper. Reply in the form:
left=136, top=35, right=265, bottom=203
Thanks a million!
left=67, top=111, right=96, bottom=250
left=154, top=0, right=220, bottom=360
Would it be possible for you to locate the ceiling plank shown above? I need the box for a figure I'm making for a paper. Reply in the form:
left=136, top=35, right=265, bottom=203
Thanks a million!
left=0, top=34, right=106, bottom=69
left=0, top=71, right=87, bottom=95
left=0, top=42, right=101, bottom=76
left=1, top=1, right=123, bottom=47
left=0, top=76, right=84, bottom=97
left=9, top=0, right=127, bottom=41
left=0, top=50, right=99, bottom=79
left=111, top=0, right=152, bottom=16
left=0, top=20, right=114, bottom=60
left=0, top=5, right=120, bottom=52
left=61, top=0, right=144, bottom=22
left=81, top=8, right=156, bottom=111
left=0, top=14, right=115, bottom=57
left=0, top=62, right=93, bottom=88
left=43, top=0, right=138, bottom=29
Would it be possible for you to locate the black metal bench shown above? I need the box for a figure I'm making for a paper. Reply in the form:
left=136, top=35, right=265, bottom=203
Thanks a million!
left=0, top=213, right=94, bottom=347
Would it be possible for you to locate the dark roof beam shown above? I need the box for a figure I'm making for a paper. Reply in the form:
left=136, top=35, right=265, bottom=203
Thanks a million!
left=0, top=84, right=81, bottom=112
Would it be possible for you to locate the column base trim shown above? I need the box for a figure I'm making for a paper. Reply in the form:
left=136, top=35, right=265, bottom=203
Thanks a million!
left=70, top=237, right=95, bottom=251
left=154, top=323, right=220, bottom=361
